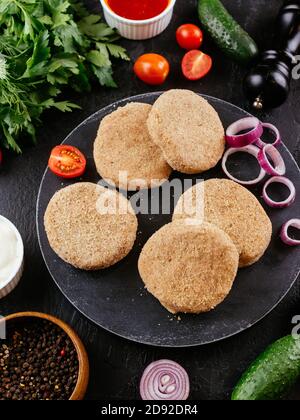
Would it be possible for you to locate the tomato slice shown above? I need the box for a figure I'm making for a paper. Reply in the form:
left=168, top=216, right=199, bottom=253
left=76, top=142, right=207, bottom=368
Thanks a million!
left=48, top=145, right=86, bottom=179
left=182, top=50, right=212, bottom=81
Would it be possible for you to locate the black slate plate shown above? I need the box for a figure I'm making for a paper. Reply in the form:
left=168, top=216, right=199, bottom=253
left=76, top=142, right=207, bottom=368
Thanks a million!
left=37, top=93, right=300, bottom=347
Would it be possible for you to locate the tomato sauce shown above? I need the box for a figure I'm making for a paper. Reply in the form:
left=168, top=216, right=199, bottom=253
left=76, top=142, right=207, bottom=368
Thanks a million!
left=106, top=0, right=169, bottom=21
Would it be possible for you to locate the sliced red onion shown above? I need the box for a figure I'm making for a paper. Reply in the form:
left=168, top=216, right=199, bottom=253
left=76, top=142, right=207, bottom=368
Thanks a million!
left=222, top=145, right=266, bottom=185
left=280, top=219, right=300, bottom=246
left=262, top=176, right=296, bottom=208
left=256, top=123, right=281, bottom=149
left=140, top=360, right=190, bottom=400
left=258, top=144, right=286, bottom=176
left=226, top=117, right=263, bottom=148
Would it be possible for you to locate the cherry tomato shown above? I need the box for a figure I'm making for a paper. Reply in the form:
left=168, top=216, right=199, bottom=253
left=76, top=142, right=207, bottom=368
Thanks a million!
left=134, top=54, right=170, bottom=86
left=48, top=145, right=86, bottom=179
left=182, top=50, right=212, bottom=81
left=176, top=24, right=203, bottom=50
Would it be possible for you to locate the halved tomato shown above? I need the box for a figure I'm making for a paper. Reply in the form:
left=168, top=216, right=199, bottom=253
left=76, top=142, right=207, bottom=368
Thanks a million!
left=182, top=50, right=212, bottom=81
left=48, top=145, right=86, bottom=179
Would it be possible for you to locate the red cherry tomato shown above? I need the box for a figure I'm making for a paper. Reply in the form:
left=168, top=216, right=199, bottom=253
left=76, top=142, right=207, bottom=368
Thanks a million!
left=134, top=53, right=170, bottom=86
left=48, top=145, right=86, bottom=179
left=176, top=24, right=203, bottom=50
left=182, top=50, right=212, bottom=81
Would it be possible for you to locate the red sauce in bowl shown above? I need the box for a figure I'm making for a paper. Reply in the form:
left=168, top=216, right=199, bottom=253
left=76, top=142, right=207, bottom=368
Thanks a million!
left=106, top=0, right=170, bottom=21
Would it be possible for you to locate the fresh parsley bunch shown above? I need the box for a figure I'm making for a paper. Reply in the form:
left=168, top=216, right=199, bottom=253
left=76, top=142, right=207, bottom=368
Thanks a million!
left=0, top=0, right=129, bottom=152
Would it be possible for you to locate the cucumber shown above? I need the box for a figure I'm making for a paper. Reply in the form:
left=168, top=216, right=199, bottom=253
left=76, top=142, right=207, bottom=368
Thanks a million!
left=232, top=335, right=300, bottom=400
left=198, top=0, right=259, bottom=64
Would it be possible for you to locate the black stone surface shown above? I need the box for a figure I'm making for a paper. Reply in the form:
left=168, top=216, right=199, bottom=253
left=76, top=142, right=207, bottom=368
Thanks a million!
left=37, top=93, right=300, bottom=347
left=0, top=0, right=300, bottom=399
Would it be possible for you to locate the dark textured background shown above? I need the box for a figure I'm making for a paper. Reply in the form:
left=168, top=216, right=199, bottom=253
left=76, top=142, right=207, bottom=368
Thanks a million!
left=0, top=0, right=299, bottom=400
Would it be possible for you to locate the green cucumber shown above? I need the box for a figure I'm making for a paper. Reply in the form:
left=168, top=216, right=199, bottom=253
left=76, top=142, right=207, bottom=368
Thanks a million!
left=232, top=335, right=300, bottom=400
left=198, top=0, right=259, bottom=64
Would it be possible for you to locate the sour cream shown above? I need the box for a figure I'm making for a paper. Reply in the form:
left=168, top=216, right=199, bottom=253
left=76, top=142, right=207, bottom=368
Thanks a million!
left=0, top=216, right=23, bottom=287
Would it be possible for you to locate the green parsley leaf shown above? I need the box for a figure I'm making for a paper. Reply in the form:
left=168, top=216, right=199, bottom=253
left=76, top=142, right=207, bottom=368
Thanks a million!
left=87, top=50, right=111, bottom=68
left=105, top=43, right=130, bottom=61
left=92, top=65, right=117, bottom=88
left=0, top=0, right=129, bottom=152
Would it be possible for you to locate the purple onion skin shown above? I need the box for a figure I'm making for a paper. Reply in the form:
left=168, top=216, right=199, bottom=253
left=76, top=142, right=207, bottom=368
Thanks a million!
left=258, top=145, right=286, bottom=177
left=262, top=176, right=296, bottom=209
left=140, top=360, right=190, bottom=401
left=222, top=145, right=266, bottom=185
left=263, top=194, right=296, bottom=208
left=255, top=123, right=281, bottom=149
left=280, top=220, right=300, bottom=246
left=226, top=120, right=263, bottom=148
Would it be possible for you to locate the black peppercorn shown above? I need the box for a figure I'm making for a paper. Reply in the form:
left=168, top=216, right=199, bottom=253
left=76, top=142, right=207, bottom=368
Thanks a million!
left=0, top=319, right=79, bottom=400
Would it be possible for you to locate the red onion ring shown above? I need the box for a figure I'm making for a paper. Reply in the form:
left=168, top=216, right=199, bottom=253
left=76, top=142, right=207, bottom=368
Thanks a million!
left=262, top=176, right=296, bottom=208
left=226, top=117, right=263, bottom=148
left=256, top=123, right=281, bottom=149
left=280, top=219, right=300, bottom=246
left=258, top=144, right=286, bottom=176
left=222, top=145, right=266, bottom=185
left=140, top=360, right=190, bottom=400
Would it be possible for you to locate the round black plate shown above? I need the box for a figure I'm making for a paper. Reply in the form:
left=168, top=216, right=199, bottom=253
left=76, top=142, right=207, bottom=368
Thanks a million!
left=37, top=93, right=300, bottom=347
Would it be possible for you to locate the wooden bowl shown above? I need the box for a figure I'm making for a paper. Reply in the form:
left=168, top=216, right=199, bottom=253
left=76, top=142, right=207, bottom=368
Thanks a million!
left=0, top=312, right=89, bottom=400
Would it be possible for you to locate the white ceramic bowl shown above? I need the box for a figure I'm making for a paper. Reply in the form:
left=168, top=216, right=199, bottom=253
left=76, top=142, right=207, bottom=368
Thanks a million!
left=0, top=215, right=24, bottom=299
left=100, top=0, right=177, bottom=40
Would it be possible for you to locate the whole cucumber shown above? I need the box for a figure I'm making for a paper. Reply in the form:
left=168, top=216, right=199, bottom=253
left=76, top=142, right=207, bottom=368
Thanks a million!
left=198, top=0, right=259, bottom=64
left=232, top=335, right=300, bottom=400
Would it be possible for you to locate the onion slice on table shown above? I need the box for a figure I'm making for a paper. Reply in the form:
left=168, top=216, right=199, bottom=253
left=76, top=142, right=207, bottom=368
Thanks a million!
left=226, top=117, right=263, bottom=147
left=256, top=123, right=281, bottom=149
left=262, top=176, right=296, bottom=208
left=280, top=219, right=300, bottom=246
left=258, top=144, right=286, bottom=176
left=222, top=145, right=266, bottom=185
left=140, top=359, right=190, bottom=400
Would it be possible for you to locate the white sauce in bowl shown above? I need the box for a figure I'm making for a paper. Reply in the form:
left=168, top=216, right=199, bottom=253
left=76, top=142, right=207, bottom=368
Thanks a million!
left=0, top=217, right=23, bottom=287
